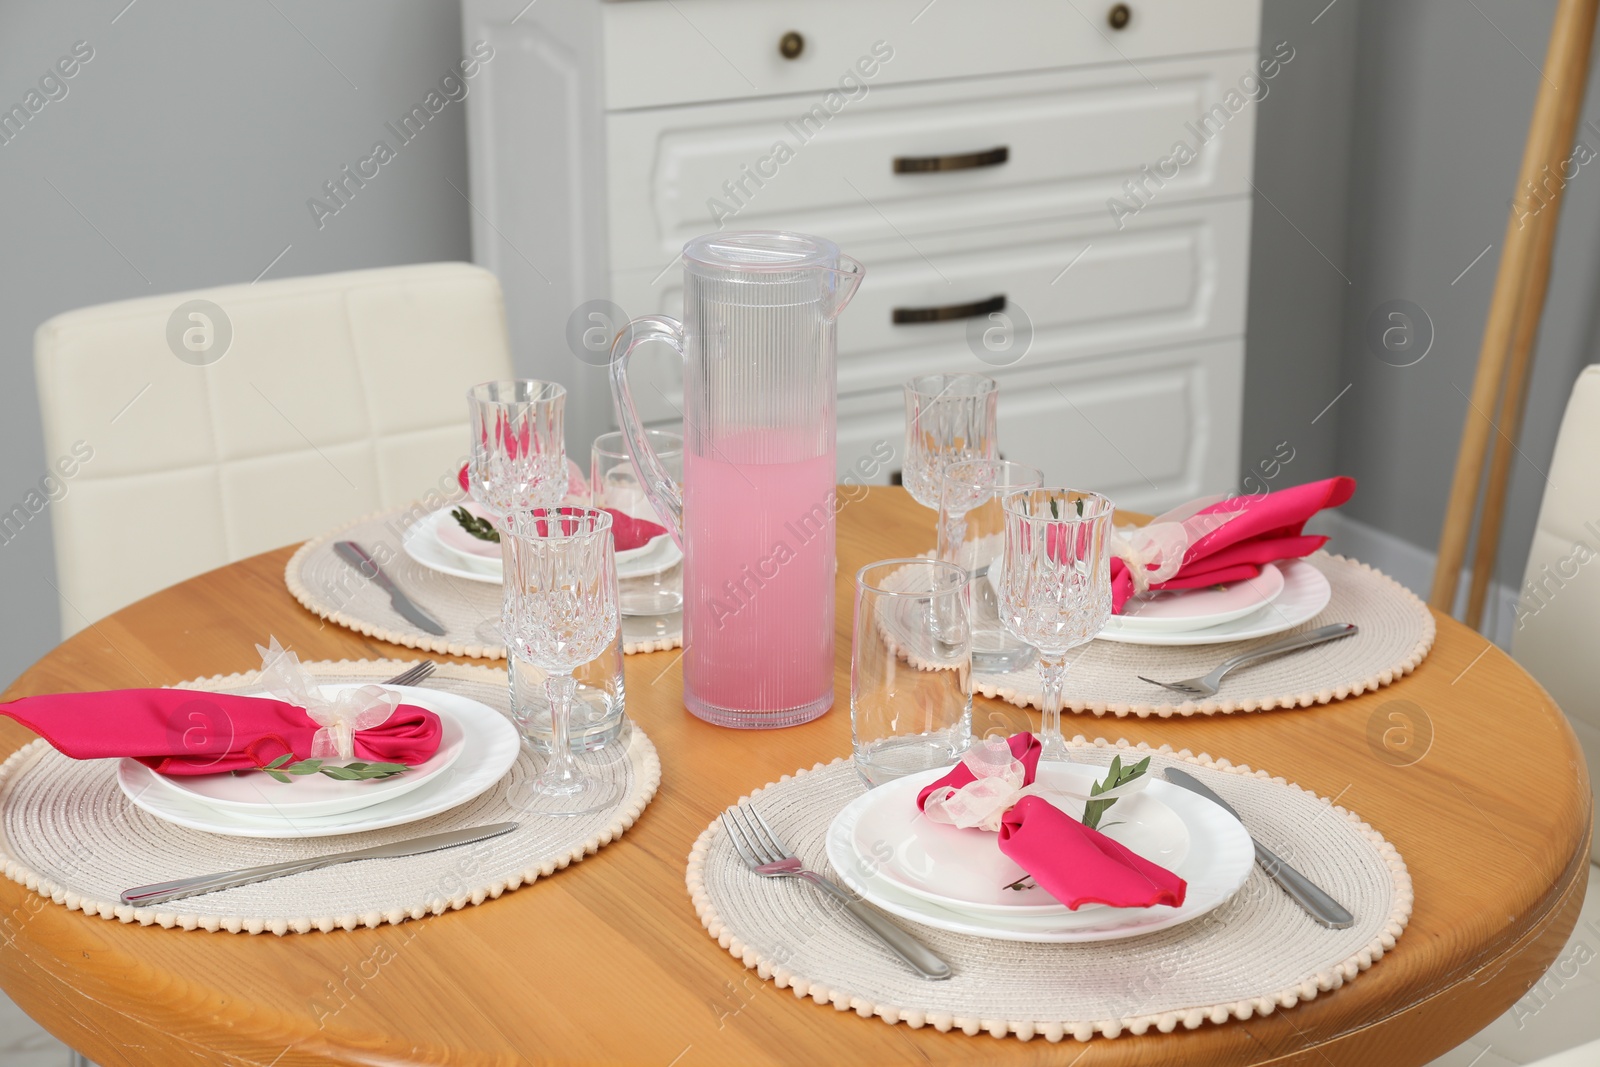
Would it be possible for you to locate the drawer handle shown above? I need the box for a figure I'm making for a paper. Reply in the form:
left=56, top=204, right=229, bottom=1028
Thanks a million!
left=1108, top=3, right=1132, bottom=29
left=779, top=31, right=804, bottom=59
left=893, top=295, right=1006, bottom=325
left=893, top=146, right=1010, bottom=174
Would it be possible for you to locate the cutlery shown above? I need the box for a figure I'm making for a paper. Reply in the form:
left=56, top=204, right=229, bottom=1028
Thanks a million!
left=1163, top=767, right=1354, bottom=929
left=721, top=804, right=953, bottom=980
left=121, top=822, right=518, bottom=907
left=1137, top=622, right=1358, bottom=698
left=334, top=541, right=447, bottom=636
left=380, top=660, right=436, bottom=688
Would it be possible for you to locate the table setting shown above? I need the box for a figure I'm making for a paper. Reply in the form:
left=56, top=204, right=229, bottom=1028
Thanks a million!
left=0, top=227, right=1487, bottom=1063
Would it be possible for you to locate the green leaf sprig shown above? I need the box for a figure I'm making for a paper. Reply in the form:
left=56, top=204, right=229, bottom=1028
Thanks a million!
left=1081, top=754, right=1151, bottom=830
left=451, top=506, right=500, bottom=543
left=256, top=754, right=411, bottom=783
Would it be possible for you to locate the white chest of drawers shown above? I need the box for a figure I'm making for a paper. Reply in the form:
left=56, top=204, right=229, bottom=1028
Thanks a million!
left=461, top=0, right=1263, bottom=511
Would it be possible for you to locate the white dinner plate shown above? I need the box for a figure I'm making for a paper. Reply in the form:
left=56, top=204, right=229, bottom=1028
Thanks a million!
left=403, top=509, right=499, bottom=585
left=844, top=762, right=1191, bottom=918
left=404, top=508, right=684, bottom=584
left=1094, top=559, right=1331, bottom=646
left=135, top=685, right=467, bottom=820
left=1106, top=564, right=1286, bottom=634
left=118, top=686, right=521, bottom=838
left=824, top=764, right=1256, bottom=942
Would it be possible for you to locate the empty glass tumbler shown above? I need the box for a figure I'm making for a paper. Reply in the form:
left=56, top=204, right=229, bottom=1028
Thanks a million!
left=508, top=623, right=627, bottom=754
left=851, top=558, right=973, bottom=787
left=591, top=429, right=683, bottom=617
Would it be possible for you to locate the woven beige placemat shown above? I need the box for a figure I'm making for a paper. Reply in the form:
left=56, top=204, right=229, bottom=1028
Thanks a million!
left=285, top=505, right=683, bottom=658
left=885, top=552, right=1434, bottom=717
left=0, top=660, right=660, bottom=935
left=689, top=739, right=1410, bottom=1042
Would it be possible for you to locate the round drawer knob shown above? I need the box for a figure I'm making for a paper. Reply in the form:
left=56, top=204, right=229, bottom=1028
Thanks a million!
left=1108, top=3, right=1132, bottom=29
left=779, top=31, right=805, bottom=60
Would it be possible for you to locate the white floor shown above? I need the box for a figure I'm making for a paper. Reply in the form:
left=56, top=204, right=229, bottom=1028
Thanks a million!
left=2, top=874, right=1596, bottom=1066
left=0, top=993, right=76, bottom=1067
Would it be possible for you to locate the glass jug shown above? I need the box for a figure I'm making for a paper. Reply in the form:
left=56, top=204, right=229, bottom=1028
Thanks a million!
left=610, top=231, right=864, bottom=729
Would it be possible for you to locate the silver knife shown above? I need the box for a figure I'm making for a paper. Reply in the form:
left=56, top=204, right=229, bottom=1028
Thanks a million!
left=120, top=822, right=518, bottom=907
left=1163, top=767, right=1355, bottom=929
left=334, top=540, right=447, bottom=636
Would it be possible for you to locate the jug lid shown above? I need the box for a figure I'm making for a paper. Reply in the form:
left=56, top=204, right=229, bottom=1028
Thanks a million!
left=683, top=231, right=842, bottom=275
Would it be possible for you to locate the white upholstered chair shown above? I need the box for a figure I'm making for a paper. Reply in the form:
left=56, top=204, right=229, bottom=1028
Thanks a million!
left=32, top=262, right=513, bottom=637
left=1514, top=364, right=1600, bottom=865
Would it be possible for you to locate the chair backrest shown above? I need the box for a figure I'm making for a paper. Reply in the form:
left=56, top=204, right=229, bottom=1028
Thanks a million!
left=30, top=262, right=513, bottom=637
left=1513, top=364, right=1600, bottom=861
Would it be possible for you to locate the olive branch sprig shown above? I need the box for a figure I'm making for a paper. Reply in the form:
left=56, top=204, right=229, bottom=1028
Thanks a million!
left=451, top=506, right=500, bottom=543
left=254, top=754, right=411, bottom=783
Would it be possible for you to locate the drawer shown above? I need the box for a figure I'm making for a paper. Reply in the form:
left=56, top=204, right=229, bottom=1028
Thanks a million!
left=610, top=198, right=1250, bottom=421
left=602, top=0, right=1264, bottom=111
left=837, top=339, right=1243, bottom=513
left=605, top=54, right=1264, bottom=270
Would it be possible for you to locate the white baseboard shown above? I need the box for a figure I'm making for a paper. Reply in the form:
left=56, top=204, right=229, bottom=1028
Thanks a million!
left=1307, top=512, right=1518, bottom=649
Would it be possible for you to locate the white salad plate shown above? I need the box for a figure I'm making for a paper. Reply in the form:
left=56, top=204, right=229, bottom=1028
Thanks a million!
left=824, top=763, right=1255, bottom=942
left=842, top=762, right=1192, bottom=918
left=405, top=507, right=683, bottom=584
left=1106, top=563, right=1286, bottom=634
left=118, top=685, right=521, bottom=838
left=1094, top=560, right=1331, bottom=647
left=136, top=684, right=467, bottom=820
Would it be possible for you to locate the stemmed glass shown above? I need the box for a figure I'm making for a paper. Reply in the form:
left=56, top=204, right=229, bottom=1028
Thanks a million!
left=903, top=374, right=999, bottom=521
left=938, top=459, right=1044, bottom=673
left=501, top=506, right=621, bottom=816
left=995, top=488, right=1114, bottom=762
left=467, top=380, right=568, bottom=643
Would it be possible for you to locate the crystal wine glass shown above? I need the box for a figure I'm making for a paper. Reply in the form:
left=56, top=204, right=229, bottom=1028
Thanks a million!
left=501, top=506, right=621, bottom=816
left=938, top=459, right=1044, bottom=673
left=467, top=379, right=568, bottom=643
left=903, top=373, right=999, bottom=517
left=995, top=488, right=1114, bottom=761
left=467, top=380, right=569, bottom=515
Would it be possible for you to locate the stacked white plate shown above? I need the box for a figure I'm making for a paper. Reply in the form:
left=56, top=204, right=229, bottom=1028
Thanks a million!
left=824, top=762, right=1255, bottom=942
left=402, top=506, right=683, bottom=586
left=1101, top=561, right=1333, bottom=646
left=117, top=684, right=521, bottom=838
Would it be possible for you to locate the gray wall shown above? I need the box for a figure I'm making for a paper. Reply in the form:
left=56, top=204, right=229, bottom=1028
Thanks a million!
left=1239, top=0, right=1364, bottom=492
left=0, top=1, right=474, bottom=689
left=1333, top=0, right=1600, bottom=587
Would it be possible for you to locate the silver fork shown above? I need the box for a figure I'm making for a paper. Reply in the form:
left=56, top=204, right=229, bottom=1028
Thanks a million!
left=720, top=804, right=952, bottom=980
left=380, top=660, right=436, bottom=688
left=1137, top=623, right=1357, bottom=698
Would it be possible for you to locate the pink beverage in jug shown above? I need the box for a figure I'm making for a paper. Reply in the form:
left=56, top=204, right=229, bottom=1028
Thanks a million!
left=681, top=441, right=836, bottom=728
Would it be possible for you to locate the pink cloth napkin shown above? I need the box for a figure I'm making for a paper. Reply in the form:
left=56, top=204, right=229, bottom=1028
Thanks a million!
left=603, top=508, right=668, bottom=552
left=917, top=733, right=1186, bottom=911
left=0, top=690, right=442, bottom=776
left=1111, top=476, right=1356, bottom=613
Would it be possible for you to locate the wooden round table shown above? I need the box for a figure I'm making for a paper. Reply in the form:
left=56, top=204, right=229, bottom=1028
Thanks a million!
left=0, top=488, right=1588, bottom=1066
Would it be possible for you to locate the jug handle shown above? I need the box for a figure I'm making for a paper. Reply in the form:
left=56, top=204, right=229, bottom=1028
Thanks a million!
left=608, top=315, right=686, bottom=547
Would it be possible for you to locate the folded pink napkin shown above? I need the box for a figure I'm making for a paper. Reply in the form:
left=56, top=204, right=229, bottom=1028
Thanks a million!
left=1110, top=476, right=1356, bottom=613
left=0, top=690, right=442, bottom=776
left=917, top=733, right=1186, bottom=910
left=603, top=508, right=668, bottom=552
